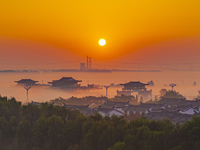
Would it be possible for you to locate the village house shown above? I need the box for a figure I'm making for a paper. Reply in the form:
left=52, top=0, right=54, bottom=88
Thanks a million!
left=139, top=102, right=165, bottom=109
left=157, top=97, right=200, bottom=108
left=122, top=103, right=165, bottom=116
left=123, top=105, right=148, bottom=115
left=144, top=110, right=194, bottom=124
left=97, top=107, right=124, bottom=117
left=23, top=95, right=200, bottom=124
left=156, top=97, right=187, bottom=106
left=178, top=106, right=199, bottom=115
left=186, top=99, right=200, bottom=107
left=95, top=101, right=134, bottom=117
left=136, top=97, right=200, bottom=123
left=100, top=100, right=132, bottom=109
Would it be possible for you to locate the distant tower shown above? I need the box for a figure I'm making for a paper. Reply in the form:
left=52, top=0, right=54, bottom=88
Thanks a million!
left=24, top=86, right=31, bottom=102
left=87, top=56, right=88, bottom=69
left=89, top=57, right=92, bottom=69
left=104, top=86, right=110, bottom=97
left=169, top=83, right=176, bottom=91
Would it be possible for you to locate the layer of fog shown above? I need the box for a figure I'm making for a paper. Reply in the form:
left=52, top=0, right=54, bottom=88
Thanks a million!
left=0, top=71, right=200, bottom=104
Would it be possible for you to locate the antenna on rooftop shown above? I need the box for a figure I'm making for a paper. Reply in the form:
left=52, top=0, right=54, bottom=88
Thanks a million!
left=104, top=86, right=110, bottom=97
left=169, top=83, right=176, bottom=91
left=24, top=86, right=31, bottom=103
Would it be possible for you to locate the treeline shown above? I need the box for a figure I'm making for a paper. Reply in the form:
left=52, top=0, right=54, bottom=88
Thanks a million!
left=51, top=95, right=138, bottom=107
left=0, top=95, right=200, bottom=150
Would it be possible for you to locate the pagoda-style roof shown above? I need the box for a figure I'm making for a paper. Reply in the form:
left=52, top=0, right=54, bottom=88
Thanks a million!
left=15, top=79, right=38, bottom=83
left=120, top=81, right=148, bottom=87
left=48, top=77, right=82, bottom=84
left=14, top=79, right=39, bottom=86
left=120, top=81, right=149, bottom=91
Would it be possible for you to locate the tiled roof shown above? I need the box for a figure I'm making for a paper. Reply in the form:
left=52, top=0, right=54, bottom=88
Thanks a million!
left=98, top=108, right=124, bottom=114
left=139, top=103, right=165, bottom=108
left=157, top=98, right=200, bottom=107
left=123, top=105, right=148, bottom=112
left=144, top=110, right=193, bottom=124
left=15, top=79, right=38, bottom=83
left=100, top=101, right=131, bottom=108
left=48, top=77, right=82, bottom=84
left=63, top=104, right=90, bottom=109
left=120, top=81, right=148, bottom=86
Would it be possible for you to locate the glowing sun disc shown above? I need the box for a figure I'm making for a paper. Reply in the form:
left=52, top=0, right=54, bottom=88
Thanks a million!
left=99, top=39, right=106, bottom=46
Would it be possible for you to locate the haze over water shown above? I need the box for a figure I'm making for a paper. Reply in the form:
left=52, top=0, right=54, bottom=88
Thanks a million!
left=0, top=70, right=200, bottom=103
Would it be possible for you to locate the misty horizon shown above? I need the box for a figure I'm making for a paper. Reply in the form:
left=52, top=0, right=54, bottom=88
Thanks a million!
left=0, top=71, right=199, bottom=104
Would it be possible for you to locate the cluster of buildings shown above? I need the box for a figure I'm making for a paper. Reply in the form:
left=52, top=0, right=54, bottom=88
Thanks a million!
left=28, top=96, right=200, bottom=124
left=17, top=77, right=199, bottom=124
left=14, top=77, right=100, bottom=90
left=14, top=77, right=153, bottom=100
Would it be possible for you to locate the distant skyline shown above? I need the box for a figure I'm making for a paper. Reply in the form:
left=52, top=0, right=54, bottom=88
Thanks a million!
left=0, top=1, right=200, bottom=69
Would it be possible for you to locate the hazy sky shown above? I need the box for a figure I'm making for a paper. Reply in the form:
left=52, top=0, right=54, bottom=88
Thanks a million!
left=1, top=0, right=200, bottom=69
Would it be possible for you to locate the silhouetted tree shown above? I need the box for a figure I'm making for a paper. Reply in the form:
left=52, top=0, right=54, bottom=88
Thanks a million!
left=163, top=90, right=185, bottom=99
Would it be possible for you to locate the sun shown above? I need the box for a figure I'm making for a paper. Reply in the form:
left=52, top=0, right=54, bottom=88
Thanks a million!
left=99, top=39, right=106, bottom=46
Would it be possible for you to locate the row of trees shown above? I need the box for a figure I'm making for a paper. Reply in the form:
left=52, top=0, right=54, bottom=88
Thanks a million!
left=0, top=95, right=200, bottom=150
left=51, top=95, right=139, bottom=107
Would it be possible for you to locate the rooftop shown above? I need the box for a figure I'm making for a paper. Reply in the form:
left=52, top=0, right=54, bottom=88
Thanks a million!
left=15, top=79, right=38, bottom=83
left=48, top=77, right=82, bottom=84
left=120, top=81, right=148, bottom=87
left=100, top=101, right=132, bottom=108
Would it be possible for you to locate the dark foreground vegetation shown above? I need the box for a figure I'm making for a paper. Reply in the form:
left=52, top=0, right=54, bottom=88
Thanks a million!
left=1, top=95, right=200, bottom=150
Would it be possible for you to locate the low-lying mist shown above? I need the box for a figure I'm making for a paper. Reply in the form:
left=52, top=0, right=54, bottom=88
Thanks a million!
left=0, top=71, right=200, bottom=103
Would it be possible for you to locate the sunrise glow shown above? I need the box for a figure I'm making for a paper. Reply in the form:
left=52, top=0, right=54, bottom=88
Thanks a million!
left=0, top=0, right=200, bottom=62
left=99, top=39, right=106, bottom=46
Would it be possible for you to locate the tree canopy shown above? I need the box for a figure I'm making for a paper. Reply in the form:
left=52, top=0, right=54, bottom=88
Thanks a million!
left=0, top=95, right=199, bottom=150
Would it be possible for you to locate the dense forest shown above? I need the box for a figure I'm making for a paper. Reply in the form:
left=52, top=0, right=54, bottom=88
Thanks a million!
left=0, top=95, right=200, bottom=150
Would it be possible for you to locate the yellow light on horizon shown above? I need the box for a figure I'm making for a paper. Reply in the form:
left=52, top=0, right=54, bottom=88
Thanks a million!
left=99, top=39, right=106, bottom=46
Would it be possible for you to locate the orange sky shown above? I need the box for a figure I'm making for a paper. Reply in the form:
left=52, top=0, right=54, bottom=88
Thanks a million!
left=0, top=0, right=200, bottom=69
